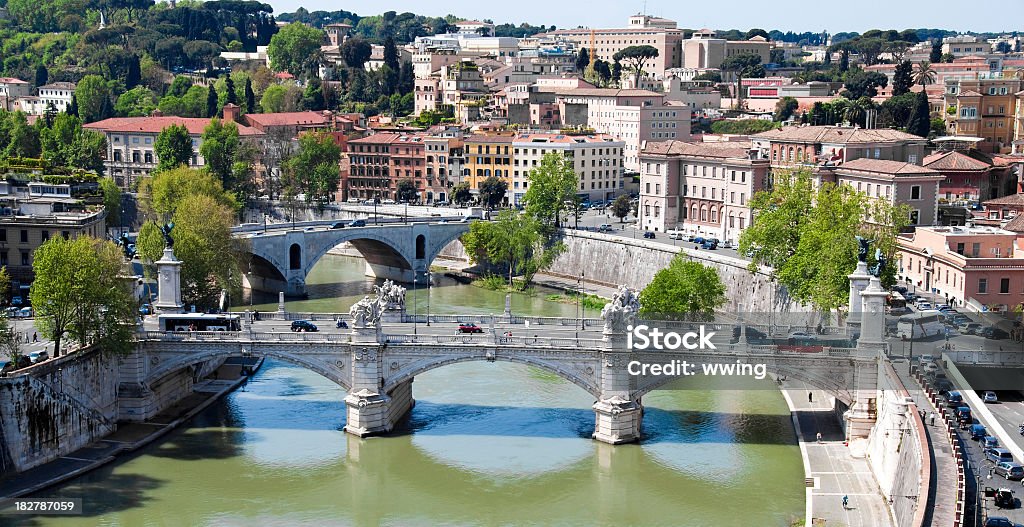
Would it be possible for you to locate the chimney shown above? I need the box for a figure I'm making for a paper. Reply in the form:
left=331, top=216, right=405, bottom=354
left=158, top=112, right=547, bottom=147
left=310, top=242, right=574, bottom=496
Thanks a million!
left=150, top=108, right=163, bottom=117
left=222, top=103, right=240, bottom=123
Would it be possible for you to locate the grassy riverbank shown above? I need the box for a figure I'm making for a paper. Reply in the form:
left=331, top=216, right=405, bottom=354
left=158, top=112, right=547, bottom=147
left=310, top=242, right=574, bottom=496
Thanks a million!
left=466, top=274, right=605, bottom=311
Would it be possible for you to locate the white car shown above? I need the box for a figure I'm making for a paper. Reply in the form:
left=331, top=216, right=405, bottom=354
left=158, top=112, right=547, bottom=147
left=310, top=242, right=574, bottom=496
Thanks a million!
left=917, top=302, right=933, bottom=310
left=666, top=230, right=684, bottom=240
left=720, top=240, right=734, bottom=249
left=984, top=391, right=998, bottom=403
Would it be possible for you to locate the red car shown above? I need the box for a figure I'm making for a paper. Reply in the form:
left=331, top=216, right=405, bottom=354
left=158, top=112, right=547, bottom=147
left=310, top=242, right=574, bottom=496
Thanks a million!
left=457, top=323, right=483, bottom=334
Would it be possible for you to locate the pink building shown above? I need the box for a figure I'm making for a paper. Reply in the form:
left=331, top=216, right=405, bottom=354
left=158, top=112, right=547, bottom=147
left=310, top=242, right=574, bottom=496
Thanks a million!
left=897, top=225, right=1024, bottom=313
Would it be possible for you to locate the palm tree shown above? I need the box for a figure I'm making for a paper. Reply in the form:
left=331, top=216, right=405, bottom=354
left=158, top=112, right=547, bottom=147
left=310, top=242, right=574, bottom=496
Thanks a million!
left=914, top=61, right=936, bottom=86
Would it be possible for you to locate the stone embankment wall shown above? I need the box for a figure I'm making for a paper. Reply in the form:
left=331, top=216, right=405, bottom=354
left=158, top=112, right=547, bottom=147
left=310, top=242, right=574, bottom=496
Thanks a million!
left=439, top=230, right=814, bottom=321
left=0, top=347, right=119, bottom=475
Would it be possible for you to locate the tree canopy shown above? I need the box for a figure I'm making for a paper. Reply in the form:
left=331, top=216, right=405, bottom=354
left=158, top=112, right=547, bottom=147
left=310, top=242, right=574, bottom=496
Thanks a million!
left=282, top=131, right=341, bottom=206
left=268, top=22, right=325, bottom=77
left=638, top=256, right=726, bottom=320
left=154, top=124, right=193, bottom=172
left=522, top=152, right=577, bottom=229
left=612, top=45, right=659, bottom=77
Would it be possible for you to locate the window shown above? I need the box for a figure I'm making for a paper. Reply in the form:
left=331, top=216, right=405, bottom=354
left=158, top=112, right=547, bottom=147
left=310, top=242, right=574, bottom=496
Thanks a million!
left=645, top=182, right=650, bottom=193
left=1000, top=278, right=1010, bottom=294
left=20, top=251, right=28, bottom=266
left=909, top=210, right=920, bottom=225
left=0, top=229, right=5, bottom=242
left=910, top=186, right=921, bottom=200
left=41, top=230, right=49, bottom=242
left=19, top=230, right=27, bottom=243
left=0, top=251, right=6, bottom=266
left=978, top=278, right=988, bottom=294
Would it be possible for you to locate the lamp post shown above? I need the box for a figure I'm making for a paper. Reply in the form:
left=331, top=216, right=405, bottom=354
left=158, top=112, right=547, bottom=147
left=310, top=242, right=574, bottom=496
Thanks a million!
left=413, top=274, right=418, bottom=336
left=426, top=270, right=431, bottom=326
left=580, top=271, right=586, bottom=329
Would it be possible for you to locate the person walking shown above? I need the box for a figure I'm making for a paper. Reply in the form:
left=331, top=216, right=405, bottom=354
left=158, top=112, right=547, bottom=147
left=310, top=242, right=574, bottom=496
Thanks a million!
left=808, top=391, right=813, bottom=403
left=842, top=495, right=849, bottom=509
left=32, top=332, right=37, bottom=343
left=816, top=432, right=822, bottom=443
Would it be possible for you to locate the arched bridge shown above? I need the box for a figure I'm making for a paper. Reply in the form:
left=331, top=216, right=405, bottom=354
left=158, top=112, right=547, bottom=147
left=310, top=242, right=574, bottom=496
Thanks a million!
left=236, top=219, right=471, bottom=296
left=126, top=315, right=883, bottom=445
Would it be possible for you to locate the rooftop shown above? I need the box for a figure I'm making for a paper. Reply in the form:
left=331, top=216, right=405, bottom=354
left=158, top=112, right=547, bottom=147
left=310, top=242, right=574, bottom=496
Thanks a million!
left=753, top=126, right=925, bottom=145
left=836, top=158, right=940, bottom=176
left=243, top=111, right=330, bottom=128
left=83, top=116, right=262, bottom=136
left=923, top=150, right=994, bottom=171
left=642, top=140, right=755, bottom=159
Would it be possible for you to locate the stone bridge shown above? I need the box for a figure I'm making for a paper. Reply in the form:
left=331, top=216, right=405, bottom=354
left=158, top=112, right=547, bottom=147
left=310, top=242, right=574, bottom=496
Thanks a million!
left=125, top=314, right=885, bottom=445
left=235, top=219, right=470, bottom=296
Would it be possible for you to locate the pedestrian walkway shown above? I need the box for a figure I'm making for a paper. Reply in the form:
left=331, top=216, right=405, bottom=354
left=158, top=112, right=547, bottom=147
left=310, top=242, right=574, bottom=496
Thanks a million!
left=893, top=359, right=963, bottom=527
left=782, top=380, right=894, bottom=527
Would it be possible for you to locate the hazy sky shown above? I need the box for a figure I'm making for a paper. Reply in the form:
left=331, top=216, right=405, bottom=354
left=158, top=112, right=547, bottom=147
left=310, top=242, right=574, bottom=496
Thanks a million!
left=269, top=0, right=1018, bottom=33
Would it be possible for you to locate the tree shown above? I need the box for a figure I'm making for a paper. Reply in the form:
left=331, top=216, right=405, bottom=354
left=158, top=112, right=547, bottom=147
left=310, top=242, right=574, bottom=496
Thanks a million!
left=461, top=210, right=563, bottom=287
left=167, top=76, right=193, bottom=98
left=612, top=45, right=659, bottom=78
left=710, top=119, right=778, bottom=135
left=206, top=84, right=218, bottom=118
left=839, top=49, right=850, bottom=72
left=522, top=152, right=577, bottom=229
left=199, top=119, right=240, bottom=190
left=638, top=256, right=726, bottom=320
left=611, top=195, right=631, bottom=222
left=268, top=22, right=325, bottom=76
left=929, top=40, right=942, bottom=63
left=906, top=90, right=931, bottom=138
left=892, top=61, right=913, bottom=96
left=452, top=182, right=473, bottom=205
left=341, top=37, right=373, bottom=69
left=383, top=36, right=400, bottom=71
left=115, top=86, right=157, bottom=117
left=940, top=53, right=955, bottom=63
left=75, top=75, right=113, bottom=123
left=99, top=177, right=122, bottom=228
left=31, top=236, right=137, bottom=357
left=138, top=166, right=240, bottom=220
left=154, top=124, right=193, bottom=172
left=914, top=61, right=936, bottom=86
left=34, top=64, right=48, bottom=88
left=244, top=78, right=256, bottom=114
left=260, top=84, right=288, bottom=113
left=66, top=95, right=78, bottom=118
left=171, top=194, right=244, bottom=309
left=136, top=220, right=168, bottom=271
left=224, top=76, right=238, bottom=106
left=283, top=131, right=341, bottom=206
left=395, top=179, right=418, bottom=203
left=774, top=97, right=799, bottom=122
left=575, top=48, right=590, bottom=71
left=0, top=267, right=10, bottom=306
left=720, top=53, right=765, bottom=108
left=841, top=70, right=888, bottom=99
left=478, top=176, right=507, bottom=209
left=0, top=316, right=21, bottom=371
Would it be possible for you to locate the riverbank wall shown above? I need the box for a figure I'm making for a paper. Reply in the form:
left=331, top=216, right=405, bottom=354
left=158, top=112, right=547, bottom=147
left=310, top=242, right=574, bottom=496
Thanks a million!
left=0, top=347, right=118, bottom=476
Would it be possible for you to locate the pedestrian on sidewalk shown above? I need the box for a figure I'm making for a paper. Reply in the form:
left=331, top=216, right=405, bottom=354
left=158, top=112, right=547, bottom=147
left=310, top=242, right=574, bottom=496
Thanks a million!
left=816, top=432, right=822, bottom=443
left=842, top=495, right=849, bottom=509
left=32, top=332, right=37, bottom=342
left=808, top=391, right=813, bottom=403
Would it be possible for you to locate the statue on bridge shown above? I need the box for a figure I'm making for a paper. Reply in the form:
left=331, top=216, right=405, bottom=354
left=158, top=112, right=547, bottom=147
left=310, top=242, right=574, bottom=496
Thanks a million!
left=349, top=295, right=382, bottom=328
left=373, top=279, right=406, bottom=311
left=856, top=236, right=871, bottom=263
left=160, top=222, right=175, bottom=248
left=601, top=285, right=641, bottom=334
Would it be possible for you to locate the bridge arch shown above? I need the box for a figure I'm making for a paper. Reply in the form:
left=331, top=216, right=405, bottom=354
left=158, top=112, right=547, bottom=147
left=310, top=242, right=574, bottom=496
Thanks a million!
left=382, top=353, right=601, bottom=399
left=147, top=346, right=351, bottom=392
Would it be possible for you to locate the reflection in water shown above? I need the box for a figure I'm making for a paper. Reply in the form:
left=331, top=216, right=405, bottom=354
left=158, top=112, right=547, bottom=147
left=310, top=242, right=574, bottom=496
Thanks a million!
left=26, top=255, right=803, bottom=526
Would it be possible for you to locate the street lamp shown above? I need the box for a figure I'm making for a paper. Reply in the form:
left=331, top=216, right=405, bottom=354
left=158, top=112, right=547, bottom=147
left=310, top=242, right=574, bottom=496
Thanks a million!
left=413, top=274, right=418, bottom=336
left=580, top=271, right=586, bottom=329
left=426, top=270, right=431, bottom=326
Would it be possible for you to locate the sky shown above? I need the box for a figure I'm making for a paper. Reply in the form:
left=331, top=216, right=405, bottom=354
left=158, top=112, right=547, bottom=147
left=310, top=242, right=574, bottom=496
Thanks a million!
left=269, top=0, right=1020, bottom=34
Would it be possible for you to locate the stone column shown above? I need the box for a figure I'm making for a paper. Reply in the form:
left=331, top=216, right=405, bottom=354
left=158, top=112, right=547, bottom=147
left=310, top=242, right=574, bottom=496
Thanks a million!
left=277, top=292, right=285, bottom=314
left=846, top=277, right=887, bottom=440
left=847, top=261, right=871, bottom=329
left=153, top=247, right=184, bottom=314
left=859, top=277, right=889, bottom=350
left=593, top=350, right=642, bottom=444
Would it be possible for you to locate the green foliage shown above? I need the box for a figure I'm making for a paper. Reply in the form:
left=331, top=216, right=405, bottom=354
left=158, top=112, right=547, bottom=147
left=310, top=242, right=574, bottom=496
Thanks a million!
left=611, top=195, right=631, bottom=222
left=99, top=176, right=122, bottom=227
left=478, top=175, right=507, bottom=209
left=283, top=131, right=341, bottom=206
left=638, top=255, right=726, bottom=320
left=341, top=37, right=372, bottom=69
left=395, top=178, right=417, bottom=203
left=138, top=166, right=240, bottom=219
left=721, top=53, right=765, bottom=78
left=0, top=266, right=10, bottom=306
left=115, top=86, right=158, bottom=117
left=198, top=118, right=239, bottom=190
left=452, top=182, right=472, bottom=205
left=135, top=220, right=165, bottom=267
left=612, top=45, right=659, bottom=76
left=461, top=210, right=563, bottom=286
left=38, top=112, right=107, bottom=174
left=840, top=69, right=888, bottom=99
left=710, top=119, right=779, bottom=135
left=158, top=84, right=208, bottom=118
left=892, top=61, right=913, bottom=96
left=522, top=152, right=577, bottom=229
left=575, top=47, right=589, bottom=71
left=31, top=236, right=137, bottom=357
left=913, top=61, right=936, bottom=86
left=774, top=97, right=799, bottom=122
left=171, top=193, right=244, bottom=309
left=260, top=84, right=288, bottom=113
left=75, top=74, right=114, bottom=123
left=153, top=123, right=192, bottom=172
left=906, top=91, right=931, bottom=138
left=268, top=22, right=324, bottom=77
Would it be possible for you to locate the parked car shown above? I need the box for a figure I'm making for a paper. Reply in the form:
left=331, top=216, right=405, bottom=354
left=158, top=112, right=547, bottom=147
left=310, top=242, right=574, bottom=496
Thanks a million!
left=960, top=322, right=983, bottom=335
left=460, top=215, right=481, bottom=223
left=995, top=462, right=1024, bottom=481
left=457, top=322, right=483, bottom=334
left=10, top=296, right=21, bottom=306
left=381, top=199, right=396, bottom=205
left=972, top=423, right=989, bottom=440
left=985, top=436, right=1001, bottom=448
left=643, top=231, right=656, bottom=239
left=983, top=327, right=1010, bottom=340
left=985, top=391, right=999, bottom=403
left=666, top=230, right=684, bottom=240
left=720, top=240, right=734, bottom=249
left=946, top=391, right=963, bottom=407
left=701, top=239, right=718, bottom=250
left=986, top=447, right=1015, bottom=464
left=28, top=351, right=49, bottom=363
left=984, top=517, right=1022, bottom=527
left=995, top=488, right=1017, bottom=509
left=597, top=224, right=613, bottom=232
left=935, top=304, right=951, bottom=312
left=290, top=320, right=318, bottom=332
left=330, top=222, right=346, bottom=229
left=787, top=330, right=815, bottom=339
left=347, top=219, right=367, bottom=227
left=917, top=301, right=933, bottom=310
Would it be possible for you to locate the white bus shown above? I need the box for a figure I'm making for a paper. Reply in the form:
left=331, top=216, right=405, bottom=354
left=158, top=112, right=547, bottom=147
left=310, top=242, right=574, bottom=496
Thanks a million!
left=897, top=310, right=944, bottom=339
left=158, top=313, right=242, bottom=332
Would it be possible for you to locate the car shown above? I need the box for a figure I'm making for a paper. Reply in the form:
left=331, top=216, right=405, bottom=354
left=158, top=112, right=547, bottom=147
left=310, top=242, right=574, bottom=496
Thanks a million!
left=460, top=215, right=481, bottom=223
left=330, top=222, right=346, bottom=229
left=986, top=447, right=1015, bottom=464
left=960, top=322, right=983, bottom=335
left=985, top=391, right=999, bottom=403
left=972, top=424, right=989, bottom=440
left=643, top=231, right=656, bottom=239
left=304, top=226, right=317, bottom=232
left=720, top=240, right=734, bottom=249
left=28, top=351, right=49, bottom=363
left=995, top=462, right=1024, bottom=480
left=597, top=224, right=613, bottom=232
left=995, top=488, right=1018, bottom=509
left=457, top=323, right=483, bottom=334
left=984, top=516, right=1023, bottom=527
left=946, top=391, right=963, bottom=407
left=983, top=327, right=1010, bottom=340
left=347, top=219, right=367, bottom=227
left=381, top=199, right=397, bottom=205
left=985, top=436, right=1001, bottom=448
left=700, top=239, right=718, bottom=250
left=666, top=230, right=684, bottom=240
left=935, top=304, right=952, bottom=312
left=290, top=320, right=319, bottom=332
left=10, top=296, right=21, bottom=306
left=917, top=301, right=933, bottom=310
left=691, top=236, right=705, bottom=244
left=139, top=304, right=152, bottom=316
left=346, top=198, right=361, bottom=204
left=787, top=330, right=815, bottom=339
left=923, top=362, right=939, bottom=374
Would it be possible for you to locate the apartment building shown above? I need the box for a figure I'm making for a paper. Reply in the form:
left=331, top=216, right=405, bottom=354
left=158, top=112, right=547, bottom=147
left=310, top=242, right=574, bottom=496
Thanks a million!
left=463, top=135, right=514, bottom=195
left=637, top=140, right=769, bottom=242
left=423, top=136, right=463, bottom=203
left=829, top=159, right=944, bottom=226
left=943, top=77, right=1024, bottom=153
left=0, top=77, right=30, bottom=110
left=511, top=133, right=624, bottom=205
left=751, top=126, right=928, bottom=168
left=414, top=60, right=487, bottom=121
left=897, top=225, right=1024, bottom=313
left=543, top=15, right=683, bottom=76
left=347, top=133, right=400, bottom=201
left=83, top=116, right=263, bottom=188
left=923, top=147, right=1019, bottom=202
left=682, top=29, right=772, bottom=69
left=942, top=35, right=992, bottom=58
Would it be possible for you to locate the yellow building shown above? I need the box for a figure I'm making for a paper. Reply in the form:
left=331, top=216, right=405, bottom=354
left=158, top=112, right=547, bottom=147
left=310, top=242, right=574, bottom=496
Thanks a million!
left=462, top=134, right=514, bottom=195
left=944, top=77, right=1024, bottom=153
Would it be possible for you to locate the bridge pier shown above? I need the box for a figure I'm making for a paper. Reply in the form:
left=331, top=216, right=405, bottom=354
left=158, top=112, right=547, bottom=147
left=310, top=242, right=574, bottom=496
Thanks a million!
left=365, top=262, right=429, bottom=284
left=593, top=396, right=643, bottom=444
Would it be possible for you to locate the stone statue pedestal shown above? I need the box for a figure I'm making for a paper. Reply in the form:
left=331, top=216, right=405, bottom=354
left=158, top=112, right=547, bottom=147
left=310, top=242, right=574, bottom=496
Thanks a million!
left=381, top=308, right=403, bottom=323
left=351, top=326, right=382, bottom=344
left=847, top=261, right=872, bottom=330
left=153, top=247, right=184, bottom=314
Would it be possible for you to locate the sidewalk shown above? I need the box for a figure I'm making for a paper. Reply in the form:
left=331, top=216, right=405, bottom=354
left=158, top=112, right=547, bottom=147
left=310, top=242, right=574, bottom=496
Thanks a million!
left=782, top=380, right=894, bottom=527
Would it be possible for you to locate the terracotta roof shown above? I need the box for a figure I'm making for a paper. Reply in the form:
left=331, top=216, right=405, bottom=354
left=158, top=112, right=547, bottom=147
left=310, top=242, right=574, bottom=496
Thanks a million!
left=1003, top=214, right=1024, bottom=232
left=83, top=116, right=262, bottom=136
left=642, top=140, right=753, bottom=159
left=753, top=126, right=924, bottom=145
left=836, top=158, right=940, bottom=176
left=983, top=194, right=1024, bottom=207
left=958, top=90, right=983, bottom=97
left=0, top=77, right=28, bottom=84
left=923, top=150, right=992, bottom=171
left=348, top=133, right=404, bottom=144
left=244, top=111, right=329, bottom=128
left=552, top=88, right=662, bottom=98
left=39, top=82, right=75, bottom=90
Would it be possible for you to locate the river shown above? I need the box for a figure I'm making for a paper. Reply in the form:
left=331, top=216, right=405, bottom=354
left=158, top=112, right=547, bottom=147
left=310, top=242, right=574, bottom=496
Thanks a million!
left=26, top=254, right=804, bottom=526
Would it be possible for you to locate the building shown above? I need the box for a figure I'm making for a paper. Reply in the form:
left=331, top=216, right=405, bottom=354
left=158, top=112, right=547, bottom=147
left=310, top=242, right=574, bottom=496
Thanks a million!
left=511, top=133, right=625, bottom=204
left=83, top=115, right=263, bottom=188
left=324, top=23, right=351, bottom=46
left=236, top=107, right=333, bottom=137
left=829, top=158, right=944, bottom=226
left=0, top=77, right=30, bottom=110
left=543, top=15, right=683, bottom=76
left=463, top=134, right=514, bottom=196
left=424, top=136, right=463, bottom=203
left=34, top=82, right=75, bottom=114
left=923, top=146, right=1019, bottom=202
left=943, top=77, right=1024, bottom=153
left=942, top=35, right=992, bottom=58
left=897, top=225, right=1024, bottom=313
left=682, top=29, right=772, bottom=70
left=751, top=126, right=928, bottom=168
left=637, top=140, right=768, bottom=242
left=414, top=60, right=487, bottom=121
left=0, top=178, right=107, bottom=286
